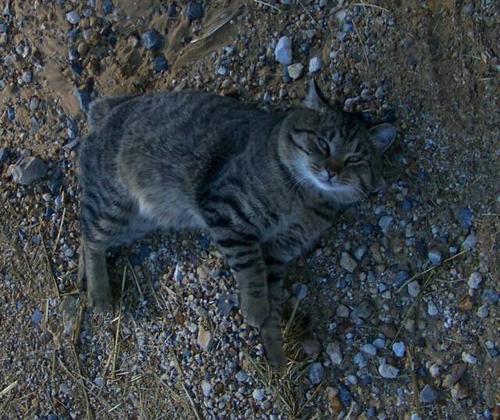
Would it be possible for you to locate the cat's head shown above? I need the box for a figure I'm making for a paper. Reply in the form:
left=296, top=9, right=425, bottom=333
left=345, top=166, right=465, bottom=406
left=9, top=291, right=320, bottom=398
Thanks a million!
left=279, top=81, right=396, bottom=204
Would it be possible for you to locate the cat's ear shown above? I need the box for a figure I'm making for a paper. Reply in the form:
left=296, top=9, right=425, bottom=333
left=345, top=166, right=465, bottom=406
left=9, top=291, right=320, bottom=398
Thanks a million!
left=303, top=79, right=330, bottom=113
left=369, top=123, right=396, bottom=154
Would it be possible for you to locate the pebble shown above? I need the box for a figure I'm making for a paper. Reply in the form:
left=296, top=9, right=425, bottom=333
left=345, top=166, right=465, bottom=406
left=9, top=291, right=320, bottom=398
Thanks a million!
left=457, top=208, right=473, bottom=229
left=9, top=156, right=48, bottom=185
left=75, top=89, right=91, bottom=112
left=21, top=70, right=32, bottom=83
left=29, top=96, right=40, bottom=111
left=429, top=364, right=440, bottom=377
left=7, top=106, right=15, bottom=121
left=287, top=63, right=304, bottom=80
left=309, top=362, right=324, bottom=385
left=481, top=288, right=498, bottom=305
left=338, top=384, right=352, bottom=406
left=354, top=246, right=366, bottom=261
left=351, top=300, right=372, bottom=320
left=292, top=283, right=308, bottom=300
left=274, top=36, right=292, bottom=65
left=217, top=293, right=238, bottom=316
left=361, top=343, right=377, bottom=356
left=477, top=304, right=489, bottom=318
left=142, top=30, right=163, bottom=50
left=420, top=384, right=439, bottom=404
left=235, top=370, right=248, bottom=382
left=326, top=342, right=343, bottom=365
left=461, top=233, right=477, bottom=250
left=393, top=271, right=410, bottom=288
left=461, top=352, right=477, bottom=364
left=66, top=10, right=80, bottom=25
left=378, top=215, right=393, bottom=234
left=197, top=324, right=212, bottom=351
left=336, top=304, right=350, bottom=318
left=427, top=301, right=438, bottom=316
left=31, top=309, right=43, bottom=324
left=153, top=55, right=168, bottom=72
left=373, top=338, right=385, bottom=349
left=0, top=148, right=9, bottom=165
left=467, top=272, right=482, bottom=289
left=252, top=388, right=265, bottom=401
left=308, top=56, right=322, bottom=73
left=201, top=380, right=212, bottom=397
left=427, top=250, right=442, bottom=265
left=339, top=252, right=357, bottom=273
left=392, top=341, right=405, bottom=358
left=186, top=2, right=204, bottom=21
left=302, top=338, right=320, bottom=358
left=378, top=362, right=399, bottom=379
left=103, top=0, right=114, bottom=14
left=353, top=352, right=367, bottom=368
left=407, top=281, right=421, bottom=297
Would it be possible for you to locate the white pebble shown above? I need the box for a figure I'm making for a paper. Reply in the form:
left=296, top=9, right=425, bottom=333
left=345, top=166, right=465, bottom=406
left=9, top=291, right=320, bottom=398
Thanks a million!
left=467, top=272, right=482, bottom=289
left=392, top=341, right=405, bottom=358
left=378, top=362, right=399, bottom=379
left=461, top=352, right=477, bottom=364
left=407, top=281, right=421, bottom=297
left=427, top=301, right=438, bottom=316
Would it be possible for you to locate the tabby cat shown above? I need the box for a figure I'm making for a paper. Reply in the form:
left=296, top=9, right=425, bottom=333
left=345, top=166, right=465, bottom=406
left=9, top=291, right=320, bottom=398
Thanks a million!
left=77, top=81, right=396, bottom=369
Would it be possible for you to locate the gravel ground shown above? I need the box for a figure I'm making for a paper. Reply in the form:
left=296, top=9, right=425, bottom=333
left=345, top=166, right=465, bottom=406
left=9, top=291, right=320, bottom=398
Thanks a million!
left=0, top=0, right=498, bottom=419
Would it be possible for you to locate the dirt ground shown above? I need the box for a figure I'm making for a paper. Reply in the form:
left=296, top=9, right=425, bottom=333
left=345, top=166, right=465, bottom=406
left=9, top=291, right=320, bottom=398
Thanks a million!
left=0, top=0, right=498, bottom=419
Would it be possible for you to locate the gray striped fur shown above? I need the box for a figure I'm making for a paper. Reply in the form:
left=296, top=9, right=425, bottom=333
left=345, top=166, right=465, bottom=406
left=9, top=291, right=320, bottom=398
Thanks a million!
left=77, top=82, right=395, bottom=368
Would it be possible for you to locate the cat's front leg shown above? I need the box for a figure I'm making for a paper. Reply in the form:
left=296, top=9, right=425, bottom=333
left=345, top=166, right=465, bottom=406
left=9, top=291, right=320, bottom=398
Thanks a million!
left=211, top=232, right=270, bottom=328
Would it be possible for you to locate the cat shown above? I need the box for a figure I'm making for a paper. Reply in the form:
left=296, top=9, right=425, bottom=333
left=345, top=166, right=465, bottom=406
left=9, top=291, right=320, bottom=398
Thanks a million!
left=77, top=81, right=396, bottom=369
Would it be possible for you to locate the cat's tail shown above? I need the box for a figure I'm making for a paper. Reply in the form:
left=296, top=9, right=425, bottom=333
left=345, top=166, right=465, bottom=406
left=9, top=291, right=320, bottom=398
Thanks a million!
left=87, top=95, right=134, bottom=129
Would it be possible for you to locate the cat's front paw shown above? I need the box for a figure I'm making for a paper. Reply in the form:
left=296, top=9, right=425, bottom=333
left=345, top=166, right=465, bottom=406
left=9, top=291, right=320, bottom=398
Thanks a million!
left=241, top=298, right=269, bottom=328
left=265, top=341, right=287, bottom=371
left=88, top=288, right=112, bottom=312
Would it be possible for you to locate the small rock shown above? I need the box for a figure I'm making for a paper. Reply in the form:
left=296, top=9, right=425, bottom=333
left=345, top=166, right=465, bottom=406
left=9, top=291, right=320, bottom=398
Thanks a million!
left=443, top=363, right=467, bottom=387
left=338, top=384, right=352, bottom=406
left=197, top=324, right=212, bottom=351
left=353, top=352, right=367, bottom=368
left=7, top=106, right=15, bottom=121
left=354, top=246, right=366, bottom=261
left=451, top=382, right=470, bottom=400
left=361, top=343, right=377, bottom=356
left=457, top=208, right=473, bottom=229
left=461, top=233, right=477, bottom=250
left=142, top=30, right=163, bottom=50
left=235, top=370, right=248, bottom=382
left=481, top=288, right=498, bottom=305
left=0, top=148, right=9, bottom=166
left=31, top=309, right=43, bottom=325
left=392, top=341, right=405, bottom=358
left=75, top=89, right=91, bottom=112
left=427, top=301, right=438, bottom=316
left=336, top=304, right=350, bottom=318
left=252, top=388, right=265, bottom=401
left=420, top=384, right=439, bottom=404
left=186, top=2, right=204, bottom=21
left=153, top=55, right=168, bottom=72
left=29, top=97, right=39, bottom=111
left=477, top=304, right=489, bottom=318
left=393, top=271, right=410, bottom=288
left=275, top=36, right=292, bottom=65
left=407, top=280, right=421, bottom=297
left=21, top=70, right=32, bottom=83
left=326, top=342, right=343, bottom=365
left=103, top=0, right=114, bottom=14
left=378, top=362, right=399, bottom=379
left=10, top=157, right=48, bottom=185
left=201, top=380, right=212, bottom=397
left=429, top=364, right=440, bottom=377
left=467, top=272, right=482, bottom=289
left=308, top=56, right=322, bottom=73
left=302, top=338, right=320, bottom=358
left=378, top=215, right=393, bottom=234
left=373, top=338, right=385, bottom=349
left=427, top=250, right=442, bottom=265
left=340, top=252, right=357, bottom=273
left=66, top=10, right=80, bottom=24
left=461, top=352, right=477, bottom=364
left=287, top=63, right=304, bottom=80
left=351, top=300, right=372, bottom=320
left=173, top=263, right=183, bottom=282
left=292, top=283, right=308, bottom=300
left=217, top=293, right=238, bottom=316
left=309, top=362, right=324, bottom=385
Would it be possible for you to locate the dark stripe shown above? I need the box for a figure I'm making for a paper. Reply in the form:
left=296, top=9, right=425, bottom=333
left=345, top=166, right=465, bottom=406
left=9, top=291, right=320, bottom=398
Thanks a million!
left=211, top=195, right=258, bottom=230
left=217, top=238, right=251, bottom=248
left=264, top=256, right=284, bottom=266
left=267, top=273, right=281, bottom=283
left=231, top=257, right=261, bottom=272
left=205, top=209, right=232, bottom=228
left=231, top=249, right=260, bottom=259
left=289, top=134, right=310, bottom=155
left=308, top=206, right=331, bottom=221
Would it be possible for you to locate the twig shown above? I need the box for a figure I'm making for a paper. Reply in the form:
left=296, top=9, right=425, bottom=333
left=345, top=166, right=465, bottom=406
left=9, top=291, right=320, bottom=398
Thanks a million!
left=397, top=249, right=468, bottom=293
left=351, top=2, right=390, bottom=13
left=191, top=7, right=242, bottom=44
left=72, top=300, right=85, bottom=347
left=41, top=240, right=61, bottom=299
left=253, top=0, right=280, bottom=12
left=0, top=381, right=18, bottom=397
left=170, top=351, right=202, bottom=420
left=111, top=266, right=127, bottom=378
left=284, top=298, right=300, bottom=336
left=297, top=0, right=321, bottom=28
left=126, top=258, right=143, bottom=300
left=52, top=204, right=66, bottom=255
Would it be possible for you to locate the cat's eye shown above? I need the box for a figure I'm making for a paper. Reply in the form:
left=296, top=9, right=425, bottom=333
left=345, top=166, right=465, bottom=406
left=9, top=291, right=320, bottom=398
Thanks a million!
left=317, top=138, right=330, bottom=154
left=346, top=156, right=362, bottom=164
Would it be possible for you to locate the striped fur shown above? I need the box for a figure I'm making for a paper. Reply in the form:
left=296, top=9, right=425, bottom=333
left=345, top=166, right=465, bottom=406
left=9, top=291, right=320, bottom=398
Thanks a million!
left=77, top=82, right=395, bottom=368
